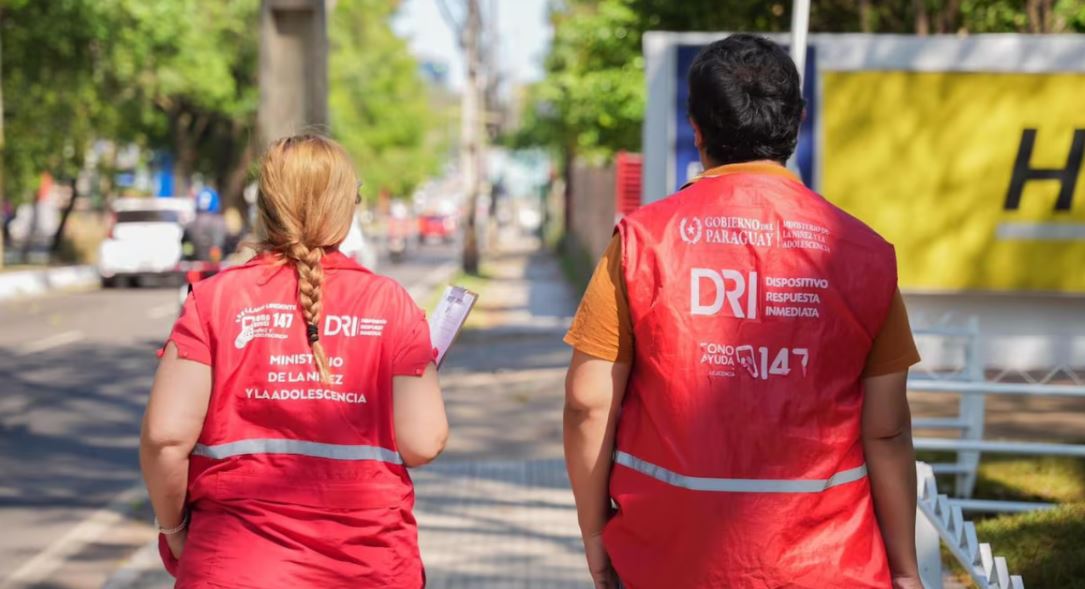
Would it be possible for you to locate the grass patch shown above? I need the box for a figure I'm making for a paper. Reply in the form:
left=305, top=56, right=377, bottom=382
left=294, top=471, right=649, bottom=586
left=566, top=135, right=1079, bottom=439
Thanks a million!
left=916, top=453, right=1085, bottom=504
left=975, top=503, right=1085, bottom=588
left=916, top=453, right=1085, bottom=585
left=976, top=456, right=1085, bottom=504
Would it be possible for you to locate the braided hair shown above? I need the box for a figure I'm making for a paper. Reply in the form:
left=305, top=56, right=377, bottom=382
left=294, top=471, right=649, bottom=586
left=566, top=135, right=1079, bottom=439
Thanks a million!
left=256, top=135, right=358, bottom=383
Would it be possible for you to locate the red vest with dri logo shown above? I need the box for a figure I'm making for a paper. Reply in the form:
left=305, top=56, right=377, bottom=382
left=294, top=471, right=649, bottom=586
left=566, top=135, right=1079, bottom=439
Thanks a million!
left=161, top=251, right=432, bottom=588
left=607, top=167, right=898, bottom=588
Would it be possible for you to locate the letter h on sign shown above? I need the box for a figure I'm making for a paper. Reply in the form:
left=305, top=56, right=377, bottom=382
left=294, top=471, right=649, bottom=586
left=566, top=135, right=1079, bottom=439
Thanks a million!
left=1004, top=129, right=1085, bottom=212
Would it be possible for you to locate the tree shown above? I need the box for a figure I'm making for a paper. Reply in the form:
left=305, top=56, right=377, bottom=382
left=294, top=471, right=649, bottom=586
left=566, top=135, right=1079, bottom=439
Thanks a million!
left=103, top=0, right=260, bottom=207
left=0, top=0, right=261, bottom=249
left=518, top=0, right=1085, bottom=164
left=1, top=0, right=114, bottom=204
left=0, top=0, right=125, bottom=262
left=329, top=0, right=439, bottom=203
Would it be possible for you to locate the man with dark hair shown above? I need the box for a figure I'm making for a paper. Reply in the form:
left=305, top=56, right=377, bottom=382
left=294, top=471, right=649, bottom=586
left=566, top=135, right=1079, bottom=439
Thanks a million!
left=564, top=34, right=922, bottom=588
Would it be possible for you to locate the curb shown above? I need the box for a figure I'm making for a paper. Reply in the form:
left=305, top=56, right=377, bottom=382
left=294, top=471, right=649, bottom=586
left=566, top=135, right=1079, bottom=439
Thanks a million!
left=0, top=265, right=98, bottom=302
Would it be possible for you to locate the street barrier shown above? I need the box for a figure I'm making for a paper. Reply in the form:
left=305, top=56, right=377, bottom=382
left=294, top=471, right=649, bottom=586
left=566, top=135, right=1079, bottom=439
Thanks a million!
left=916, top=462, right=1026, bottom=589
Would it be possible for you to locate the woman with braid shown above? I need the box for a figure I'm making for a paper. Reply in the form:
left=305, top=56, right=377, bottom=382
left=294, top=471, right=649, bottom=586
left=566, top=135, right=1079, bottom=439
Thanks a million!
left=140, top=134, right=447, bottom=588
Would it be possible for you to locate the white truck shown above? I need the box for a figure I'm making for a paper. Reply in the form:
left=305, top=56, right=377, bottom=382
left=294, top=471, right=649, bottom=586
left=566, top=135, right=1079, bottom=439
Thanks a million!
left=98, top=197, right=194, bottom=287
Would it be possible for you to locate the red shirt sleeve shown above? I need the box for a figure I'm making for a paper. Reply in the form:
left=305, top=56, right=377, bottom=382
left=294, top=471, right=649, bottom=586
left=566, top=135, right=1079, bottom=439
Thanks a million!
left=158, top=293, right=212, bottom=365
left=390, top=288, right=436, bottom=377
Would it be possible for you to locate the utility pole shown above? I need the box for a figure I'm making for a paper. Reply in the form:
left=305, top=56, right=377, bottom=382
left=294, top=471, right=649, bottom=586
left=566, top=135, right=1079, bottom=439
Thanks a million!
left=0, top=10, right=6, bottom=269
left=437, top=0, right=487, bottom=274
left=460, top=0, right=483, bottom=275
left=258, top=0, right=329, bottom=145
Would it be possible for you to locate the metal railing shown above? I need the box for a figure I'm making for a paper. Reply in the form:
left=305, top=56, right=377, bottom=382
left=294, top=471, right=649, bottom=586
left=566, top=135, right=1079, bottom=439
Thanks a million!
left=916, top=463, right=1025, bottom=589
left=911, top=319, right=986, bottom=497
left=909, top=320, right=1085, bottom=510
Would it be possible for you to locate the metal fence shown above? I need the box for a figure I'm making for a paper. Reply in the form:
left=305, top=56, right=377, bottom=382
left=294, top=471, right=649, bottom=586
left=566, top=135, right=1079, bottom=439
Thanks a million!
left=916, top=463, right=1025, bottom=589
left=909, top=320, right=1085, bottom=511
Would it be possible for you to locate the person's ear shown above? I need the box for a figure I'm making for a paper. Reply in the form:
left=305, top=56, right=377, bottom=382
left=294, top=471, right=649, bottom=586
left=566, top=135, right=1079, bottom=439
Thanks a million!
left=689, top=117, right=704, bottom=150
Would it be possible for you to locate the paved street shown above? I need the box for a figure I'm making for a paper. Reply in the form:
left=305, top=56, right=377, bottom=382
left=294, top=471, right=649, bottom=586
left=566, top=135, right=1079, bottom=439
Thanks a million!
left=0, top=244, right=459, bottom=588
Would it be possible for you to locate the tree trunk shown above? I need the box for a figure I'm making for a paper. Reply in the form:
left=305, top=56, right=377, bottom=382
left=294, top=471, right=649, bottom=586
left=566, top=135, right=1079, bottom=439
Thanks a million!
left=20, top=184, right=40, bottom=263
left=0, top=9, right=6, bottom=269
left=858, top=0, right=873, bottom=33
left=172, top=110, right=211, bottom=198
left=1025, top=0, right=1054, bottom=33
left=221, top=126, right=256, bottom=224
left=561, top=147, right=574, bottom=250
left=1026, top=0, right=1040, bottom=32
left=936, top=0, right=960, bottom=33
left=460, top=0, right=482, bottom=276
left=913, top=0, right=929, bottom=35
left=49, top=178, right=79, bottom=260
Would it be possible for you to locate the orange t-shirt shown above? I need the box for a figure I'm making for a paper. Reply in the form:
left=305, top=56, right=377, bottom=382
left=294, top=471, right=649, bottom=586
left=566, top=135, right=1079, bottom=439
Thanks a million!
left=565, top=234, right=920, bottom=377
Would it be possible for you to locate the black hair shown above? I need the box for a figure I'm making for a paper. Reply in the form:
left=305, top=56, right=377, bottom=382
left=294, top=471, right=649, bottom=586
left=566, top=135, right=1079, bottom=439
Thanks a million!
left=687, top=34, right=804, bottom=166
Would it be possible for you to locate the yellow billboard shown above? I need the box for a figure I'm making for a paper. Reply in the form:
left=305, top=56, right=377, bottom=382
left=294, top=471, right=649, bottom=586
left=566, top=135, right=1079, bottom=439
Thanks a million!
left=821, top=71, right=1085, bottom=293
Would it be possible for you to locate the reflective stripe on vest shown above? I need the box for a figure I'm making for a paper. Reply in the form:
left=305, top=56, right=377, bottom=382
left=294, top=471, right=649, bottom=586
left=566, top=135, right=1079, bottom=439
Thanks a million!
left=193, top=439, right=403, bottom=465
left=615, top=451, right=867, bottom=493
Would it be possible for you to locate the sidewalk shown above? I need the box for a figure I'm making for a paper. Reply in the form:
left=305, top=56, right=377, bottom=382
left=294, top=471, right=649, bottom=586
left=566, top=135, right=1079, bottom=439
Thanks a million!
left=103, top=235, right=588, bottom=588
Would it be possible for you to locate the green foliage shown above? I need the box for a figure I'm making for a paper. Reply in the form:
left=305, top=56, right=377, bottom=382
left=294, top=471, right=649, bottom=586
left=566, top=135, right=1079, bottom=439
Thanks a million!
left=518, top=0, right=1085, bottom=163
left=975, top=503, right=1085, bottom=588
left=2, top=0, right=437, bottom=207
left=103, top=0, right=261, bottom=198
left=329, top=0, right=440, bottom=200
left=2, top=0, right=114, bottom=199
left=1, top=0, right=261, bottom=203
left=513, top=1, right=643, bottom=162
left=975, top=455, right=1085, bottom=503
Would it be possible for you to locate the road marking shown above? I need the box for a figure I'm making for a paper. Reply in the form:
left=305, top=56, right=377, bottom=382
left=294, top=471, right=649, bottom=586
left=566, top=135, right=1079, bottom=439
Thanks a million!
left=0, top=484, right=149, bottom=589
left=15, top=330, right=84, bottom=357
left=146, top=302, right=178, bottom=320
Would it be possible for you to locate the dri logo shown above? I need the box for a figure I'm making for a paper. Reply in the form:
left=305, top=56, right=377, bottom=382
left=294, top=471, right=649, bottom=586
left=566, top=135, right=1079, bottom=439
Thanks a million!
left=680, top=217, right=703, bottom=245
left=690, top=268, right=758, bottom=319
left=324, top=315, right=387, bottom=337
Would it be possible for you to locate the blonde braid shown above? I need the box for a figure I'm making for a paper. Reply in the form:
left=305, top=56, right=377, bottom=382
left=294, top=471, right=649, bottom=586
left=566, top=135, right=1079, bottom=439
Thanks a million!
left=255, top=134, right=359, bottom=386
left=288, top=242, right=332, bottom=383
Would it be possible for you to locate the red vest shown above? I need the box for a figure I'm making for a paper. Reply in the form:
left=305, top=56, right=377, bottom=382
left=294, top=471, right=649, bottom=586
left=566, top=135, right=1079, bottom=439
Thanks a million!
left=161, top=251, right=429, bottom=588
left=606, top=165, right=898, bottom=588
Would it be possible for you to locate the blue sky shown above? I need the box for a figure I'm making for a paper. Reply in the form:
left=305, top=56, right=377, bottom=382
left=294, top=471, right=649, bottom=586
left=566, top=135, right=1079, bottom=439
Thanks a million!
left=392, top=0, right=552, bottom=90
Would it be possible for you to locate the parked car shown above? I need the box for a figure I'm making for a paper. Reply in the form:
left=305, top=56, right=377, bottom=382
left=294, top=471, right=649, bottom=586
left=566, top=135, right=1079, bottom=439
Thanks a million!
left=99, top=197, right=193, bottom=287
left=418, top=213, right=457, bottom=244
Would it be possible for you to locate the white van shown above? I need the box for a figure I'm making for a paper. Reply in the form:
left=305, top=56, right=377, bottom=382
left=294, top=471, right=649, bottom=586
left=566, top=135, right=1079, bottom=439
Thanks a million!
left=99, top=197, right=194, bottom=287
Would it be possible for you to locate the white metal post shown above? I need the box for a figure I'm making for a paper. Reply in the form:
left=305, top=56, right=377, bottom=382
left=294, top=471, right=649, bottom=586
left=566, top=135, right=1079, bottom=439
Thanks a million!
left=915, top=463, right=945, bottom=589
left=787, top=0, right=810, bottom=177
left=957, top=317, right=985, bottom=497
left=789, top=0, right=810, bottom=83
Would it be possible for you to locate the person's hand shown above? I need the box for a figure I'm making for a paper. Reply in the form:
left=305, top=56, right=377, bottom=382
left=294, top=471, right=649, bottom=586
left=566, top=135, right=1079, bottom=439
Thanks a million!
left=582, top=531, right=618, bottom=588
left=891, top=574, right=924, bottom=589
left=165, top=529, right=187, bottom=560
